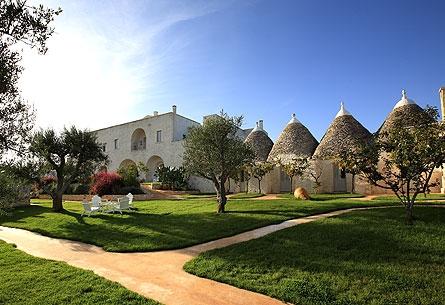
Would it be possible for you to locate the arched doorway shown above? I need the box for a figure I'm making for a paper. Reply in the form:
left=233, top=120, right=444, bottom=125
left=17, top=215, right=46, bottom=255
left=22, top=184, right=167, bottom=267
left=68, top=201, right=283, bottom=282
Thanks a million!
left=333, top=164, right=347, bottom=193
left=131, top=128, right=146, bottom=151
left=119, top=159, right=137, bottom=170
left=146, top=155, right=164, bottom=181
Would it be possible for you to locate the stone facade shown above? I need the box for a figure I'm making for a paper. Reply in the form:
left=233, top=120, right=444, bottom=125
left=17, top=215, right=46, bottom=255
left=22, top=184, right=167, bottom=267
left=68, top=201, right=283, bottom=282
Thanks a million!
left=94, top=88, right=445, bottom=195
left=94, top=106, right=198, bottom=178
left=94, top=106, right=250, bottom=193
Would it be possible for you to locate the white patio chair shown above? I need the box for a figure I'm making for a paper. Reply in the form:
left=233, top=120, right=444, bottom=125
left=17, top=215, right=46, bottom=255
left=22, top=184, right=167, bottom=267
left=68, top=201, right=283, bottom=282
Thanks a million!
left=81, top=202, right=100, bottom=217
left=91, top=195, right=103, bottom=211
left=127, top=193, right=134, bottom=209
left=113, top=196, right=131, bottom=214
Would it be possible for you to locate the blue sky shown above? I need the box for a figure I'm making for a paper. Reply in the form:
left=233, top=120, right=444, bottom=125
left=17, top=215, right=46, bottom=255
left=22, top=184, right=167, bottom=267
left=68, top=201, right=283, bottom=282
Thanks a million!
left=22, top=0, right=445, bottom=141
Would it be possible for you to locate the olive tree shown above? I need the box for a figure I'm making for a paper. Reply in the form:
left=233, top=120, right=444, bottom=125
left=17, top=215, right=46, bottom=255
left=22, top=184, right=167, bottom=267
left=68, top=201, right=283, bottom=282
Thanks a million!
left=19, top=126, right=108, bottom=212
left=335, top=150, right=361, bottom=194
left=345, top=107, right=445, bottom=224
left=0, top=1, right=61, bottom=156
left=0, top=167, right=28, bottom=214
left=0, top=1, right=60, bottom=211
left=308, top=158, right=323, bottom=194
left=183, top=113, right=254, bottom=213
left=241, top=164, right=252, bottom=194
left=250, top=161, right=274, bottom=194
left=278, top=157, right=310, bottom=194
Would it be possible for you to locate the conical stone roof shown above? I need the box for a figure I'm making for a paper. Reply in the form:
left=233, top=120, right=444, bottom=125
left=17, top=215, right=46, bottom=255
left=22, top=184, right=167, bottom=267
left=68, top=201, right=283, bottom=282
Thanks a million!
left=378, top=90, right=430, bottom=134
left=244, top=121, right=274, bottom=162
left=314, top=103, right=371, bottom=160
left=267, top=114, right=318, bottom=163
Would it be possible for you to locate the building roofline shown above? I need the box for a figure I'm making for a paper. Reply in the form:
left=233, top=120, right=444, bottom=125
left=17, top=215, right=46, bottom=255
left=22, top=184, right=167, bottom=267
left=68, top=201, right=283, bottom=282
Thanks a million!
left=175, top=113, right=201, bottom=125
left=92, top=112, right=201, bottom=133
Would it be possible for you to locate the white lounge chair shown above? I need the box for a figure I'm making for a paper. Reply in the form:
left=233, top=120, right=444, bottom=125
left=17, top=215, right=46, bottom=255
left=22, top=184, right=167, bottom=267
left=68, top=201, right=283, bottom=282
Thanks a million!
left=81, top=202, right=100, bottom=217
left=113, top=196, right=131, bottom=214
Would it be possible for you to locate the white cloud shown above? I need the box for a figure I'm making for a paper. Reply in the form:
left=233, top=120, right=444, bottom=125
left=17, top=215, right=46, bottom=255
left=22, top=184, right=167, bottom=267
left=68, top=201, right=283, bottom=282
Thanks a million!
left=19, top=0, right=235, bottom=131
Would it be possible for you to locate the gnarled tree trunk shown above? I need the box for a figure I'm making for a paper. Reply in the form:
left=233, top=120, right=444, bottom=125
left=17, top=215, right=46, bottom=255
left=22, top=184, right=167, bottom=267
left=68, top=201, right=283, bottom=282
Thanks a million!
left=217, top=179, right=227, bottom=213
left=52, top=192, right=64, bottom=212
left=52, top=174, right=66, bottom=212
left=213, top=176, right=228, bottom=213
left=217, top=185, right=227, bottom=213
left=405, top=202, right=414, bottom=225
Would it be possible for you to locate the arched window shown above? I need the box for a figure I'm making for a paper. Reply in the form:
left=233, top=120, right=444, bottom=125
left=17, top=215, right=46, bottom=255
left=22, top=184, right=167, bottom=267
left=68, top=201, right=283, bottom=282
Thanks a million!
left=131, top=128, right=147, bottom=151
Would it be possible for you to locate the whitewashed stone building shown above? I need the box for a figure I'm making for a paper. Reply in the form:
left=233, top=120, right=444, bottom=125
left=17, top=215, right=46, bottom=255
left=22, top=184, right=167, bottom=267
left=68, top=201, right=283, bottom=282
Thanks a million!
left=94, top=105, right=252, bottom=192
left=95, top=88, right=445, bottom=195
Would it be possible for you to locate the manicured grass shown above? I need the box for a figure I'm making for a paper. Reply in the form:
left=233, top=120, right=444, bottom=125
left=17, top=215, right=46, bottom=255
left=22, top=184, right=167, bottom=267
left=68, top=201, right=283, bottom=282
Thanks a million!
left=179, top=193, right=217, bottom=200
left=373, top=193, right=445, bottom=202
left=278, top=193, right=365, bottom=200
left=0, top=241, right=160, bottom=305
left=0, top=195, right=393, bottom=252
left=185, top=207, right=445, bottom=305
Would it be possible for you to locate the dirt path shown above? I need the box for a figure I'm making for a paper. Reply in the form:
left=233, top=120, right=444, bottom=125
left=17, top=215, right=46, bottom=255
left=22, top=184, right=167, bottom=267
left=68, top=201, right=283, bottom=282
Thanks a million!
left=1, top=206, right=440, bottom=305
left=250, top=194, right=281, bottom=200
left=350, top=195, right=379, bottom=201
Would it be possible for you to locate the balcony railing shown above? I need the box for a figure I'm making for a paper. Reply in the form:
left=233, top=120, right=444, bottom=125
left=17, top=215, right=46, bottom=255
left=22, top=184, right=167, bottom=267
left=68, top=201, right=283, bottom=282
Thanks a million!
left=131, top=142, right=146, bottom=151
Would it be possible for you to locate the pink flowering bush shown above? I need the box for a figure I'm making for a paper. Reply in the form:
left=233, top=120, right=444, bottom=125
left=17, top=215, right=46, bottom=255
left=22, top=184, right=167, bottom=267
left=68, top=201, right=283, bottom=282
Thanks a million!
left=90, top=172, right=122, bottom=196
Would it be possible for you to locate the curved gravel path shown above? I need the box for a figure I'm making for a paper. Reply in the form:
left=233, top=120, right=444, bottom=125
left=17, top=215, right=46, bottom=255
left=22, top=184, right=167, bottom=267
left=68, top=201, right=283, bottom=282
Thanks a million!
left=1, top=205, right=436, bottom=305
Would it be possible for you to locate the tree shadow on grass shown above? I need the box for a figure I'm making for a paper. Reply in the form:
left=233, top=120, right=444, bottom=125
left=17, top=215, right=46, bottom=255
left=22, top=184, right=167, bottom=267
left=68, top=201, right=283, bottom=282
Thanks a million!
left=1, top=204, right=305, bottom=252
left=57, top=212, right=288, bottom=252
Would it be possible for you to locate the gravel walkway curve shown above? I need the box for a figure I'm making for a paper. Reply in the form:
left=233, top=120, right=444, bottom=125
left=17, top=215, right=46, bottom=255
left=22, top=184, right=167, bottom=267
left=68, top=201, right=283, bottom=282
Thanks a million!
left=1, top=205, right=436, bottom=305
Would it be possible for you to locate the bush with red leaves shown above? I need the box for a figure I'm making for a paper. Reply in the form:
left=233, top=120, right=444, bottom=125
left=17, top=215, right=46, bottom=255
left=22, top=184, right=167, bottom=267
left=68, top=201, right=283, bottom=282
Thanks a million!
left=36, top=175, right=58, bottom=194
left=90, top=172, right=123, bottom=196
left=40, top=175, right=57, bottom=186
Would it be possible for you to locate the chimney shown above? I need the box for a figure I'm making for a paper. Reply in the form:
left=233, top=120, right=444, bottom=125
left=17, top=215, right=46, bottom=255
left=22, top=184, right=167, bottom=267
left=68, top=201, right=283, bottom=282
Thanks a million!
left=440, top=87, right=445, bottom=122
left=172, top=105, right=177, bottom=114
left=258, top=120, right=264, bottom=130
left=153, top=111, right=158, bottom=116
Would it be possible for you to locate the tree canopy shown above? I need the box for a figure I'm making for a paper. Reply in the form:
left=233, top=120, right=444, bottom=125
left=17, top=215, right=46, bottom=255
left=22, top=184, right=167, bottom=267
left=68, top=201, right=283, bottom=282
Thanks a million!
left=250, top=161, right=274, bottom=194
left=183, top=112, right=254, bottom=213
left=344, top=106, right=445, bottom=224
left=0, top=0, right=61, bottom=156
left=16, top=126, right=107, bottom=211
left=278, top=157, right=310, bottom=194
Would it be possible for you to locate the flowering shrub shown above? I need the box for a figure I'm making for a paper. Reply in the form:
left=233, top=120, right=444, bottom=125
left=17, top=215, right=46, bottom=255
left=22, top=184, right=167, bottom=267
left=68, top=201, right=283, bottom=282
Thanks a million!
left=38, top=175, right=57, bottom=194
left=40, top=175, right=57, bottom=186
left=90, top=172, right=123, bottom=196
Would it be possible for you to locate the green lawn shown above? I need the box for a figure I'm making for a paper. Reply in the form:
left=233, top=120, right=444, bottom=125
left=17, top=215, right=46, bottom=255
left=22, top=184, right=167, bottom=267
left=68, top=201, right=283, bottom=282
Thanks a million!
left=278, top=193, right=365, bottom=200
left=0, top=241, right=160, bottom=305
left=372, top=193, right=445, bottom=201
left=184, top=206, right=445, bottom=305
left=0, top=195, right=393, bottom=252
